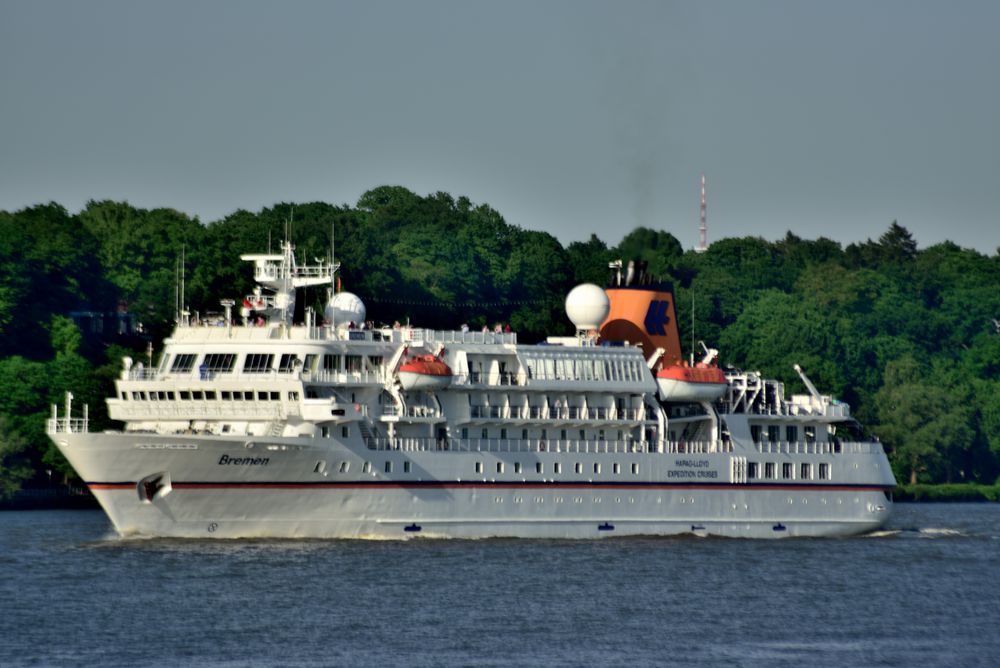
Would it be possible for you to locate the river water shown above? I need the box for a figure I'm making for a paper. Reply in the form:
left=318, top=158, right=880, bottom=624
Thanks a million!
left=2, top=503, right=998, bottom=667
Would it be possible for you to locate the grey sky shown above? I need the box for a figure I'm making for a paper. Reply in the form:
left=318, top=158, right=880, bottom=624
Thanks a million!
left=2, top=0, right=998, bottom=254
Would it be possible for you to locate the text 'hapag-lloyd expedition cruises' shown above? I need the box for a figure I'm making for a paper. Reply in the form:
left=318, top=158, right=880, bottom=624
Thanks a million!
left=49, top=243, right=895, bottom=538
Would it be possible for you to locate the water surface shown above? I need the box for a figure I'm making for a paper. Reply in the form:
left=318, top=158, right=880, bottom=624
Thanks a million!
left=2, top=504, right=998, bottom=667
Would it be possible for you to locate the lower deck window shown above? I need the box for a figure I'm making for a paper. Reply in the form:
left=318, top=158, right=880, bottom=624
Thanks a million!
left=748, top=462, right=759, bottom=479
left=819, top=463, right=830, bottom=479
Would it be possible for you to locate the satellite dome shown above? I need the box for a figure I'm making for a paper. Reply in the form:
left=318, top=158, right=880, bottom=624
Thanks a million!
left=565, top=283, right=610, bottom=330
left=325, top=292, right=366, bottom=329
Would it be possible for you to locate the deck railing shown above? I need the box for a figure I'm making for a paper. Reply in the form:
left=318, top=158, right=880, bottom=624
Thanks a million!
left=46, top=418, right=89, bottom=434
left=754, top=440, right=883, bottom=455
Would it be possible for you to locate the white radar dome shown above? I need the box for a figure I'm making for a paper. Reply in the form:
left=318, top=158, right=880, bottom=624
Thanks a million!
left=325, top=292, right=366, bottom=329
left=565, top=283, right=610, bottom=330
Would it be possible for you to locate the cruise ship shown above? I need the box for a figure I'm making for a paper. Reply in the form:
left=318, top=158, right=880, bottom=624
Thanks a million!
left=48, top=242, right=896, bottom=538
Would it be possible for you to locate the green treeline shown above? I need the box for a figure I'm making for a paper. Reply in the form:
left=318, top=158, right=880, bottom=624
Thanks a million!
left=1, top=185, right=998, bottom=496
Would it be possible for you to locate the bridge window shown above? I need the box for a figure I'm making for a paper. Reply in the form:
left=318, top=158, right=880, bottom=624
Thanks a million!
left=243, top=354, right=274, bottom=373
left=278, top=354, right=298, bottom=373
left=202, top=353, right=236, bottom=373
left=303, top=354, right=317, bottom=372
left=171, top=354, right=197, bottom=372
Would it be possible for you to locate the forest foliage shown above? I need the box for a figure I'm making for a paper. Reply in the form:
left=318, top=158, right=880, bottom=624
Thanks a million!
left=0, top=187, right=998, bottom=494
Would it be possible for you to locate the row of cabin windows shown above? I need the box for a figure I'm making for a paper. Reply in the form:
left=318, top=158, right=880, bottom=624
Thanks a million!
left=171, top=353, right=383, bottom=375
left=749, top=425, right=818, bottom=443
left=462, top=427, right=629, bottom=441
left=123, top=390, right=299, bottom=402
left=523, top=356, right=646, bottom=383
left=747, top=461, right=831, bottom=480
left=316, top=461, right=413, bottom=475
left=474, top=460, right=640, bottom=476
left=329, top=459, right=642, bottom=477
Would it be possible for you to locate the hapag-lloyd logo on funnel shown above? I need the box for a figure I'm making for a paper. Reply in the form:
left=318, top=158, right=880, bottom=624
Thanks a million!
left=643, top=299, right=671, bottom=336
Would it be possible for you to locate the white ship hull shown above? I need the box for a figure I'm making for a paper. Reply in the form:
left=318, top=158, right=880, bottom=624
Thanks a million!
left=57, top=431, right=893, bottom=539
left=47, top=244, right=896, bottom=540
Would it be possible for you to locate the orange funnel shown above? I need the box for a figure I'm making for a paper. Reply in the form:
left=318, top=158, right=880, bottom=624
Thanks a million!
left=600, top=285, right=683, bottom=363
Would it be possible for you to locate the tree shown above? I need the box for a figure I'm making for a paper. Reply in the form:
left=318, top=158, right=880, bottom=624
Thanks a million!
left=0, top=416, right=31, bottom=499
left=876, top=355, right=975, bottom=484
left=566, top=234, right=613, bottom=286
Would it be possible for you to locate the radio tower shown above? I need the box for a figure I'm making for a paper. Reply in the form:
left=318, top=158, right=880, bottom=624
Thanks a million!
left=695, top=173, right=708, bottom=253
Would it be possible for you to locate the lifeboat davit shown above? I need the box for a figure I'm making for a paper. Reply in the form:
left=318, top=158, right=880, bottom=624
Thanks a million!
left=398, top=355, right=453, bottom=391
left=656, top=362, right=727, bottom=402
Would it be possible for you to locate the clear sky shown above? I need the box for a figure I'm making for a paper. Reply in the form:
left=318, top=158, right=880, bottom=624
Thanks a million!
left=2, top=0, right=998, bottom=254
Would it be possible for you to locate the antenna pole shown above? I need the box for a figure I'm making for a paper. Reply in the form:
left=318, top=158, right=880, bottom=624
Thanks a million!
left=690, top=288, right=695, bottom=365
left=330, top=221, right=336, bottom=331
left=180, top=245, right=186, bottom=325
left=174, top=256, right=179, bottom=323
left=696, top=173, right=708, bottom=253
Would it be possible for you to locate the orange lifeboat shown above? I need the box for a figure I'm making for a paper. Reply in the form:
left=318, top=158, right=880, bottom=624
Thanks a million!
left=656, top=362, right=727, bottom=402
left=398, top=355, right=453, bottom=391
